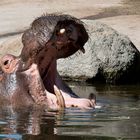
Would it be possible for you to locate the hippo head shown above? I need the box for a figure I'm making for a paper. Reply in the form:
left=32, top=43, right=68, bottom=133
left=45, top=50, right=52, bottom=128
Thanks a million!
left=0, top=54, right=34, bottom=107
left=21, top=14, right=89, bottom=62
left=19, top=14, right=89, bottom=93
left=0, top=54, right=64, bottom=110
left=0, top=14, right=94, bottom=110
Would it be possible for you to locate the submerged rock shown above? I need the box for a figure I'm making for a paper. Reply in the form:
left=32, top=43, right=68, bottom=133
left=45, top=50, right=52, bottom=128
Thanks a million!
left=57, top=20, right=140, bottom=84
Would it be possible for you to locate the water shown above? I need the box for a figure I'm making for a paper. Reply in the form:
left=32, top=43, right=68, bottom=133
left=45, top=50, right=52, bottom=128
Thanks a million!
left=0, top=83, right=139, bottom=140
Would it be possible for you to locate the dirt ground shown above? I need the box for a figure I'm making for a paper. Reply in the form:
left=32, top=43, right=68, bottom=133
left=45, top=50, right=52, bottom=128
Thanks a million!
left=0, top=0, right=139, bottom=52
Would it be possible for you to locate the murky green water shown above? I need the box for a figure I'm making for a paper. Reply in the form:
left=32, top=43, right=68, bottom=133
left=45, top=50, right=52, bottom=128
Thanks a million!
left=0, top=83, right=139, bottom=140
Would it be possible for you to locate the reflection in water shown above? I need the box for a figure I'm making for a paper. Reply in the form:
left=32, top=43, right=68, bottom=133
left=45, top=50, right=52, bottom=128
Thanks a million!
left=0, top=83, right=140, bottom=140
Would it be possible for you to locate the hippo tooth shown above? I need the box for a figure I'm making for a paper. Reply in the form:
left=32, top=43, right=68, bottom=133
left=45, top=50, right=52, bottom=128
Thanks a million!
left=60, top=28, right=65, bottom=34
left=54, top=85, right=65, bottom=109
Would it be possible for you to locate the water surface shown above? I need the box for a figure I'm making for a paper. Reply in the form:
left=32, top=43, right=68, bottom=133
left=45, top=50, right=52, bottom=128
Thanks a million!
left=0, top=83, right=140, bottom=140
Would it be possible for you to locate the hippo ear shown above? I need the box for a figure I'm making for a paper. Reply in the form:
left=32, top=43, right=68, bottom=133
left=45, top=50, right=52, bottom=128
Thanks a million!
left=77, top=23, right=89, bottom=53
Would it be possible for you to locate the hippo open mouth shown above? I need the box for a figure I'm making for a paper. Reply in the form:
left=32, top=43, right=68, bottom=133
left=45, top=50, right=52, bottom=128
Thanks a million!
left=0, top=14, right=96, bottom=110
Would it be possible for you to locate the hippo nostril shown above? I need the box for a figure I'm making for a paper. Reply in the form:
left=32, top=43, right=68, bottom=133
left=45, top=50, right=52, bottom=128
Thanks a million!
left=3, top=60, right=9, bottom=66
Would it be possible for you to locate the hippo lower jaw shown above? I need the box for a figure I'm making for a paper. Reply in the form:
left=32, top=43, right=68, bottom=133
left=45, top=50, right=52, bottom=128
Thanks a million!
left=44, top=85, right=96, bottom=110
left=23, top=63, right=95, bottom=110
left=22, top=63, right=65, bottom=111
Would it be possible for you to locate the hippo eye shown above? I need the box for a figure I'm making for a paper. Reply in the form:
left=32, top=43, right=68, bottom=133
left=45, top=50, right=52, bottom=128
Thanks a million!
left=3, top=60, right=9, bottom=66
left=59, top=28, right=65, bottom=34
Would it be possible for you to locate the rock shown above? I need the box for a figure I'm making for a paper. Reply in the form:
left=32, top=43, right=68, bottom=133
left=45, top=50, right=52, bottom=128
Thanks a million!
left=57, top=20, right=140, bottom=84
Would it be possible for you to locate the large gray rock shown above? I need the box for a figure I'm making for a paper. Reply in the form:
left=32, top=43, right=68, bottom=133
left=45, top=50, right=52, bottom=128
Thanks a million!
left=57, top=20, right=140, bottom=84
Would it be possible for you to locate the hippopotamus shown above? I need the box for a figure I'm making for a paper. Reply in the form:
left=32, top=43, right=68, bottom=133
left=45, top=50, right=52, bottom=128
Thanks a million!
left=0, top=14, right=96, bottom=110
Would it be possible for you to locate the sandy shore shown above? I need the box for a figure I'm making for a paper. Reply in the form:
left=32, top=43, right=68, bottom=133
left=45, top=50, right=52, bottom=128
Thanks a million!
left=0, top=0, right=139, bottom=53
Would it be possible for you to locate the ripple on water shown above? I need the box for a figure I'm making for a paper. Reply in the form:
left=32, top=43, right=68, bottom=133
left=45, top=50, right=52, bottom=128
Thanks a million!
left=0, top=134, right=22, bottom=140
left=0, top=84, right=139, bottom=139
